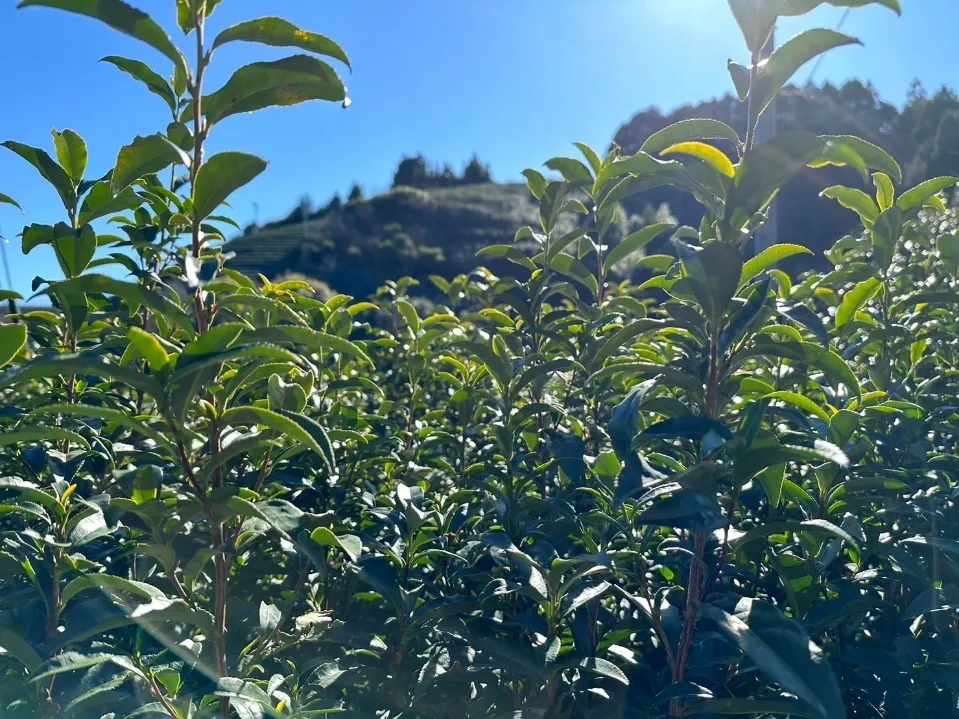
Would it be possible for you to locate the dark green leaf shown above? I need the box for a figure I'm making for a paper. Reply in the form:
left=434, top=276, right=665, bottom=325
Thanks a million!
left=635, top=488, right=725, bottom=531
left=816, top=135, right=902, bottom=184
left=310, top=527, right=362, bottom=563
left=751, top=30, right=861, bottom=120
left=556, top=656, right=628, bottom=685
left=201, top=55, right=346, bottom=127
left=608, top=379, right=658, bottom=460
left=0, top=352, right=164, bottom=397
left=78, top=180, right=144, bottom=225
left=821, top=186, right=880, bottom=227
left=746, top=338, right=860, bottom=399
left=112, top=134, right=182, bottom=194
left=2, top=141, right=76, bottom=212
left=19, top=0, right=188, bottom=78
left=937, top=233, right=959, bottom=277
left=222, top=406, right=334, bottom=470
left=698, top=598, right=845, bottom=719
left=0, top=324, right=26, bottom=369
left=674, top=240, right=743, bottom=322
left=212, top=17, right=350, bottom=69
left=836, top=276, right=881, bottom=328
left=44, top=274, right=193, bottom=332
left=53, top=224, right=96, bottom=278
left=101, top=55, right=177, bottom=113
left=776, top=302, right=829, bottom=347
left=897, top=176, right=958, bottom=213
left=193, top=152, right=267, bottom=220
left=730, top=519, right=860, bottom=551
left=641, top=416, right=732, bottom=442
left=604, top=223, right=674, bottom=271
left=721, top=274, right=773, bottom=353
left=51, top=128, right=87, bottom=186
left=640, top=119, right=741, bottom=155
left=0, top=192, right=22, bottom=211
left=727, top=0, right=778, bottom=53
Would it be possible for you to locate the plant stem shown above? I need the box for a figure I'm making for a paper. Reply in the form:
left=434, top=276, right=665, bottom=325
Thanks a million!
left=190, top=2, right=209, bottom=335
left=185, top=3, right=229, bottom=714
left=743, top=49, right=761, bottom=152
left=671, top=325, right=722, bottom=716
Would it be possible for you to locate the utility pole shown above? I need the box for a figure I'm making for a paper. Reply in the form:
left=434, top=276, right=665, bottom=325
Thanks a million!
left=754, top=27, right=778, bottom=253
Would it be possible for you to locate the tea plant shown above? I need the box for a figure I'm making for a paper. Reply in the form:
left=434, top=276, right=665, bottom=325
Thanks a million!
left=2, top=1, right=958, bottom=718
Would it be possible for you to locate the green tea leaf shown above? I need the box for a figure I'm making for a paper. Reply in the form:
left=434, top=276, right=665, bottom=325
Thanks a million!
left=0, top=426, right=89, bottom=449
left=112, top=134, right=182, bottom=194
left=77, top=180, right=144, bottom=225
left=45, top=274, right=193, bottom=332
left=937, top=233, right=959, bottom=277
left=746, top=338, right=860, bottom=399
left=2, top=141, right=76, bottom=212
left=897, top=176, right=958, bottom=213
left=640, top=119, right=741, bottom=154
left=764, top=391, right=831, bottom=423
left=739, top=244, right=811, bottom=287
left=212, top=17, right=351, bottom=69
left=101, top=55, right=177, bottom=113
left=51, top=128, right=87, bottom=186
left=222, top=406, right=334, bottom=470
left=821, top=186, right=880, bottom=227
left=0, top=352, right=164, bottom=397
left=698, top=598, right=845, bottom=719
left=751, top=30, right=861, bottom=120
left=193, top=152, right=267, bottom=220
left=201, top=55, right=346, bottom=127
left=310, top=527, right=362, bottom=563
left=127, top=327, right=168, bottom=373
left=674, top=240, right=743, bottom=322
left=818, top=135, right=902, bottom=184
left=0, top=324, right=26, bottom=369
left=19, top=0, right=188, bottom=79
left=0, top=193, right=22, bottom=211
left=52, top=224, right=96, bottom=278
left=873, top=171, right=895, bottom=210
left=727, top=0, right=778, bottom=53
left=835, top=276, right=881, bottom=328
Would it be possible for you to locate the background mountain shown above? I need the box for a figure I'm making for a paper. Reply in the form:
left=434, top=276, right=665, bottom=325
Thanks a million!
left=226, top=80, right=959, bottom=297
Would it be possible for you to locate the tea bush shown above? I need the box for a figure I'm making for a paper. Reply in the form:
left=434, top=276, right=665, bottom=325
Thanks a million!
left=1, top=1, right=958, bottom=718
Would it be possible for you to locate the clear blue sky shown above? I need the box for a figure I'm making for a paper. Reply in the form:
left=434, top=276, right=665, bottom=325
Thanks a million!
left=0, top=0, right=953, bottom=297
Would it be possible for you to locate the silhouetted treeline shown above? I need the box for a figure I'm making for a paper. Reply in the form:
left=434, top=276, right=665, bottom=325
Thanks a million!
left=392, top=153, right=492, bottom=189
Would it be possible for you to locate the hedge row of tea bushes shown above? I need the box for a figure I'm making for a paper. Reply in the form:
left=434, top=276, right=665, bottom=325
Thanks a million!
left=2, top=0, right=958, bottom=718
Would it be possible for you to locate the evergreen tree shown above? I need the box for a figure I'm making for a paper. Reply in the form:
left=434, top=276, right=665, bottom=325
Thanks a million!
left=463, top=154, right=492, bottom=184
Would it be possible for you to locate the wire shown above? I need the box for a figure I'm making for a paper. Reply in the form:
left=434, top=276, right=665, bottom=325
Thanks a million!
left=806, top=8, right=851, bottom=85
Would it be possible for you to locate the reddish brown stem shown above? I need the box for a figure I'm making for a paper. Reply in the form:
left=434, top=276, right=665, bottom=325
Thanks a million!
left=670, top=531, right=707, bottom=716
left=671, top=326, right=723, bottom=716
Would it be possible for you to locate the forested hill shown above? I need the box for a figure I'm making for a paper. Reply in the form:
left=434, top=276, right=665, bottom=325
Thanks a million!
left=225, top=182, right=539, bottom=299
left=611, top=79, right=959, bottom=273
left=227, top=80, right=959, bottom=294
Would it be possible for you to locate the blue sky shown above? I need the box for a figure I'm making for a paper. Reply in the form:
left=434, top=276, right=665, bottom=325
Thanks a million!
left=0, top=0, right=953, bottom=297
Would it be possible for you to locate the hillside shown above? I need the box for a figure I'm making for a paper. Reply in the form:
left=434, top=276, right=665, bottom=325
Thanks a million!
left=227, top=80, right=959, bottom=294
left=225, top=182, right=538, bottom=298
